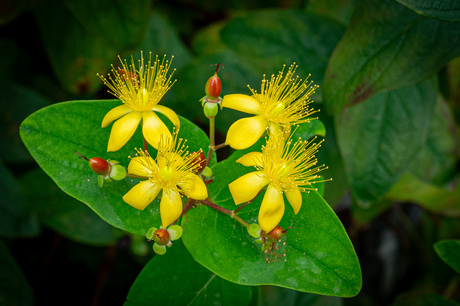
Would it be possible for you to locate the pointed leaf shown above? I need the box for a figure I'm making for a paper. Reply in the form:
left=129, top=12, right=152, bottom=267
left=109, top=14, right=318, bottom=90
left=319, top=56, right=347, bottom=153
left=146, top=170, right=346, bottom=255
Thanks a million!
left=335, top=78, right=437, bottom=206
left=182, top=158, right=361, bottom=296
left=20, top=100, right=210, bottom=235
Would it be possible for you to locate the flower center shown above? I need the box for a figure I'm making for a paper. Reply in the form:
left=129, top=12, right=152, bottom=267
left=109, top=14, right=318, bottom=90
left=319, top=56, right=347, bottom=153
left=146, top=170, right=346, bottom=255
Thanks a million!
left=159, top=165, right=175, bottom=181
left=268, top=101, right=285, bottom=119
left=136, top=88, right=150, bottom=110
left=276, top=160, right=291, bottom=180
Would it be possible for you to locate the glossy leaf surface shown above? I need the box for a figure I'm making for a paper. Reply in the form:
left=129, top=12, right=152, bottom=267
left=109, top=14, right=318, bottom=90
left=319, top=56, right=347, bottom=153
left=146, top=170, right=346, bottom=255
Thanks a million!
left=20, top=100, right=210, bottom=235
left=182, top=152, right=361, bottom=296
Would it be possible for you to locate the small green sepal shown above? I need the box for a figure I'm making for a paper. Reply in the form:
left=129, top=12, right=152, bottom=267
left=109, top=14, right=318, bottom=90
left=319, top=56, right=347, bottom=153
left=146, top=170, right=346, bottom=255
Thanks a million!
left=153, top=243, right=167, bottom=255
left=202, top=166, right=213, bottom=177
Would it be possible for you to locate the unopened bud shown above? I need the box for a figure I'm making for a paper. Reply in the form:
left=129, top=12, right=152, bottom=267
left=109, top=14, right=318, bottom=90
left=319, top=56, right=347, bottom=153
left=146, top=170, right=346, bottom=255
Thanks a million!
left=205, top=73, right=222, bottom=100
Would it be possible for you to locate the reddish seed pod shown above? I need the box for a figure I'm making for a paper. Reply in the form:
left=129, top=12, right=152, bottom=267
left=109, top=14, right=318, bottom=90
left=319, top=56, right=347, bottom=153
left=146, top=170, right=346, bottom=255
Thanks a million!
left=89, top=157, right=111, bottom=176
left=265, top=225, right=285, bottom=243
left=153, top=228, right=170, bottom=245
left=205, top=73, right=222, bottom=100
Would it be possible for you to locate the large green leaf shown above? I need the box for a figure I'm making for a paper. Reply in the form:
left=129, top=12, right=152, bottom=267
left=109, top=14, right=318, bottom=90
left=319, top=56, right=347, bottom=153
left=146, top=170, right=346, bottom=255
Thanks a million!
left=220, top=9, right=346, bottom=103
left=181, top=156, right=361, bottom=296
left=323, top=0, right=460, bottom=114
left=20, top=100, right=210, bottom=235
left=34, top=0, right=116, bottom=95
left=434, top=239, right=460, bottom=274
left=335, top=78, right=437, bottom=206
left=20, top=168, right=124, bottom=245
left=65, top=0, right=150, bottom=51
left=126, top=240, right=252, bottom=305
left=396, top=0, right=460, bottom=22
left=0, top=240, right=33, bottom=306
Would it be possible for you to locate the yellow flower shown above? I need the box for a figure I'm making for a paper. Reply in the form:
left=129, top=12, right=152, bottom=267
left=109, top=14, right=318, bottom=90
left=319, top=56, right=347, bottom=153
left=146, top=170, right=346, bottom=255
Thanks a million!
left=228, top=130, right=327, bottom=232
left=98, top=52, right=178, bottom=152
left=123, top=134, right=208, bottom=228
left=222, top=63, right=319, bottom=150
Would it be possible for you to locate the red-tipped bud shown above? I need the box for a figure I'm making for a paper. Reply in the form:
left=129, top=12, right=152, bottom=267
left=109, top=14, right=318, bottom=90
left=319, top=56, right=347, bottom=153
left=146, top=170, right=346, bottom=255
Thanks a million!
left=89, top=157, right=111, bottom=175
left=205, top=73, right=222, bottom=100
left=265, top=225, right=285, bottom=243
left=152, top=228, right=170, bottom=245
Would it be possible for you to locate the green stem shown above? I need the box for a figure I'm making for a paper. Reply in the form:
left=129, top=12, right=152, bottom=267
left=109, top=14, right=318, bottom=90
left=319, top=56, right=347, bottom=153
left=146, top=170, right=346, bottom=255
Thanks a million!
left=205, top=117, right=215, bottom=167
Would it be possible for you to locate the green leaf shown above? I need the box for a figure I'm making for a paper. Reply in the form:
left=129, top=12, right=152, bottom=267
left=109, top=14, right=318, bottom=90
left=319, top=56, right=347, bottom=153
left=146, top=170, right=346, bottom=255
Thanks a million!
left=126, top=240, right=252, bottom=305
left=434, top=239, right=460, bottom=274
left=0, top=240, right=34, bottom=306
left=335, top=78, right=437, bottom=206
left=0, top=160, right=39, bottom=238
left=65, top=0, right=150, bottom=51
left=182, top=160, right=361, bottom=296
left=323, top=0, right=460, bottom=114
left=387, top=173, right=460, bottom=217
left=408, top=95, right=459, bottom=185
left=292, top=119, right=326, bottom=140
left=20, top=100, right=210, bottom=235
left=221, top=9, right=346, bottom=103
left=396, top=0, right=460, bottom=22
left=20, top=168, right=124, bottom=245
left=34, top=0, right=117, bottom=95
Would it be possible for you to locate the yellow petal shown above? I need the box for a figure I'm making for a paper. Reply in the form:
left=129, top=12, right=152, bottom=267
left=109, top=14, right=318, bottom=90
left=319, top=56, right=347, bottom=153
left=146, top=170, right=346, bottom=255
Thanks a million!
left=107, top=111, right=142, bottom=152
left=152, top=105, right=181, bottom=129
left=228, top=172, right=269, bottom=205
left=142, top=111, right=172, bottom=149
left=259, top=184, right=285, bottom=232
left=236, top=152, right=263, bottom=167
left=178, top=174, right=208, bottom=200
left=102, top=105, right=132, bottom=128
left=222, top=94, right=262, bottom=115
left=285, top=187, right=302, bottom=214
left=122, top=180, right=161, bottom=210
left=225, top=115, right=268, bottom=150
left=128, top=156, right=157, bottom=178
left=160, top=189, right=183, bottom=228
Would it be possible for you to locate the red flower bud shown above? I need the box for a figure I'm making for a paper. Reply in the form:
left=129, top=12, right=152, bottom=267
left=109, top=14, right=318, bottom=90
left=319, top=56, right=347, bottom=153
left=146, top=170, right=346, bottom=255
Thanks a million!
left=205, top=73, right=222, bottom=100
left=89, top=157, right=111, bottom=175
left=153, top=228, right=170, bottom=245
